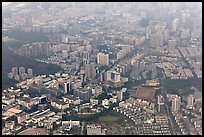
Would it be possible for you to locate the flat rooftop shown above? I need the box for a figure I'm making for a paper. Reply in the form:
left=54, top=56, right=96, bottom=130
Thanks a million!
left=18, top=128, right=48, bottom=135
left=3, top=108, right=22, bottom=117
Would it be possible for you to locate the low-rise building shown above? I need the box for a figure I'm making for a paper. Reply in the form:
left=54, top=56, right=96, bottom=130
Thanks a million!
left=86, top=124, right=105, bottom=135
left=62, top=95, right=81, bottom=105
left=17, top=97, right=39, bottom=109
left=2, top=96, right=15, bottom=105
left=50, top=97, right=69, bottom=110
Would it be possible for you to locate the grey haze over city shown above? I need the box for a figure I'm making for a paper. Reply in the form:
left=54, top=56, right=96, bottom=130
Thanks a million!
left=2, top=2, right=202, bottom=135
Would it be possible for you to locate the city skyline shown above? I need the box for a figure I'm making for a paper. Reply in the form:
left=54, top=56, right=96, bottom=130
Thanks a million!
left=2, top=2, right=202, bottom=135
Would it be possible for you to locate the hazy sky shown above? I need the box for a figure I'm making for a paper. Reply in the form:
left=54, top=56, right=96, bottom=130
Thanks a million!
left=2, top=2, right=11, bottom=6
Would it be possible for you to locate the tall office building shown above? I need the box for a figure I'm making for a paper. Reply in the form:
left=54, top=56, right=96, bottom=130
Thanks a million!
left=85, top=63, right=96, bottom=81
left=19, top=67, right=26, bottom=76
left=187, top=95, right=194, bottom=109
left=171, top=96, right=180, bottom=113
left=97, top=52, right=109, bottom=66
left=12, top=67, right=18, bottom=76
left=27, top=68, right=33, bottom=78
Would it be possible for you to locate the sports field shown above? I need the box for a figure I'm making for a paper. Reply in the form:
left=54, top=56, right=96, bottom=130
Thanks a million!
left=98, top=115, right=119, bottom=122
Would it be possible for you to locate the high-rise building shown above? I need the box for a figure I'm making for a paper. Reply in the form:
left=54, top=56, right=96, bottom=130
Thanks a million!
left=139, top=61, right=146, bottom=70
left=64, top=81, right=72, bottom=94
left=157, top=95, right=164, bottom=104
left=187, top=95, right=194, bottom=109
left=80, top=69, right=86, bottom=82
left=19, top=67, right=26, bottom=76
left=12, top=67, right=18, bottom=76
left=149, top=31, right=163, bottom=48
left=8, top=72, right=13, bottom=79
left=117, top=91, right=123, bottom=101
left=172, top=18, right=179, bottom=32
left=157, top=95, right=164, bottom=113
left=151, top=64, right=157, bottom=79
left=21, top=73, right=28, bottom=80
left=72, top=80, right=82, bottom=90
left=27, top=68, right=33, bottom=78
left=97, top=52, right=109, bottom=66
left=67, top=81, right=72, bottom=93
left=100, top=72, right=107, bottom=82
left=14, top=75, right=20, bottom=81
left=158, top=31, right=164, bottom=47
left=62, top=50, right=68, bottom=59
left=146, top=27, right=151, bottom=39
left=85, top=63, right=96, bottom=81
left=25, top=16, right=32, bottom=27
left=64, top=82, right=68, bottom=94
left=85, top=44, right=93, bottom=53
left=83, top=51, right=90, bottom=65
left=168, top=39, right=177, bottom=47
left=41, top=42, right=51, bottom=56
left=171, top=96, right=180, bottom=113
left=163, top=28, right=169, bottom=41
left=31, top=43, right=40, bottom=57
left=106, top=70, right=121, bottom=82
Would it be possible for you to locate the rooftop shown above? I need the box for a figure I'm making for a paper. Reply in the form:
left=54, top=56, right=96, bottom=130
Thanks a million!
left=18, top=128, right=48, bottom=135
left=121, top=88, right=127, bottom=92
left=3, top=107, right=22, bottom=117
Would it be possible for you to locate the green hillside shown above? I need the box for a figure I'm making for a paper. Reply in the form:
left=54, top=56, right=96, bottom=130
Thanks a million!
left=2, top=43, right=63, bottom=89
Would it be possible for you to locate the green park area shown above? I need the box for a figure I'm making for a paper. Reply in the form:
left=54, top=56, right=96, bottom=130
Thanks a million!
left=98, top=114, right=119, bottom=122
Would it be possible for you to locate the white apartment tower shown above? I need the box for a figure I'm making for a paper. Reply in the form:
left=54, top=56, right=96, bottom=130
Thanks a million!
left=19, top=67, right=26, bottom=76
left=187, top=95, right=194, bottom=109
left=27, top=68, right=33, bottom=78
left=171, top=96, right=181, bottom=113
left=97, top=52, right=109, bottom=66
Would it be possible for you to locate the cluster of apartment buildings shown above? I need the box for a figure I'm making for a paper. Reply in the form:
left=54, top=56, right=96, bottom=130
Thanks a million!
left=8, top=67, right=33, bottom=81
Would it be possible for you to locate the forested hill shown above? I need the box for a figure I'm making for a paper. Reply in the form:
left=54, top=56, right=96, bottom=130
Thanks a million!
left=2, top=43, right=63, bottom=89
left=3, top=28, right=49, bottom=43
